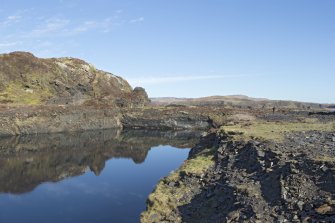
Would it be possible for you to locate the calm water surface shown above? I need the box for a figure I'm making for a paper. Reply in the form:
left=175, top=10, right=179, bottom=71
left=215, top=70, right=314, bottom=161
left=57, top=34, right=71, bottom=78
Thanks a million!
left=0, top=130, right=198, bottom=223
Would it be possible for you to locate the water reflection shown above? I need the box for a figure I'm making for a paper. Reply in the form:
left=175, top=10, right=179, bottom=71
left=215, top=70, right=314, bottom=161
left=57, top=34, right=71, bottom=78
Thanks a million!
left=0, top=129, right=199, bottom=194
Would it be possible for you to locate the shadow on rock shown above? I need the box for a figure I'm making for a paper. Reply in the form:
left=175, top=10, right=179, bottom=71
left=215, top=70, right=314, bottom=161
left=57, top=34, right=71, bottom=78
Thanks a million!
left=178, top=176, right=239, bottom=223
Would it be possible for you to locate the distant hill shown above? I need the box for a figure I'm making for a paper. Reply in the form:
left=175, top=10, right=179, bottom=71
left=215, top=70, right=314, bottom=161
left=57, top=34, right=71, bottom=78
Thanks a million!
left=151, top=95, right=332, bottom=110
left=0, top=51, right=148, bottom=107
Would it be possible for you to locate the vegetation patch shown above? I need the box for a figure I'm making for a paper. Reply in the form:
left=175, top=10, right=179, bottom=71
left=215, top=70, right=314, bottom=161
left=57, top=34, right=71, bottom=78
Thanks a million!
left=221, top=118, right=335, bottom=142
left=141, top=151, right=215, bottom=223
left=0, top=82, right=53, bottom=105
left=314, top=156, right=335, bottom=163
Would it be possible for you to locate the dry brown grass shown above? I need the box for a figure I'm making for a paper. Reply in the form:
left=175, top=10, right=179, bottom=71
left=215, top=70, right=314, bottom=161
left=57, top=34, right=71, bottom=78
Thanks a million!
left=221, top=118, right=335, bottom=142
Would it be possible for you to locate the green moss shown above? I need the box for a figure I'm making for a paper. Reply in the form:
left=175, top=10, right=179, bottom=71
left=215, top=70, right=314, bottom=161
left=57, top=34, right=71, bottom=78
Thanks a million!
left=0, top=82, right=53, bottom=105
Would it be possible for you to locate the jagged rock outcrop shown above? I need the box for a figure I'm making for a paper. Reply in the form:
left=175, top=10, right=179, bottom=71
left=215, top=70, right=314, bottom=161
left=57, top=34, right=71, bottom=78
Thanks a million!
left=131, top=87, right=150, bottom=107
left=0, top=51, right=148, bottom=107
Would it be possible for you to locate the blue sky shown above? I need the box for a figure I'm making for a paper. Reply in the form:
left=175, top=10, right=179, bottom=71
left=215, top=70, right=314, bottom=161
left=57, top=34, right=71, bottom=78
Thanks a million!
left=0, top=0, right=334, bottom=103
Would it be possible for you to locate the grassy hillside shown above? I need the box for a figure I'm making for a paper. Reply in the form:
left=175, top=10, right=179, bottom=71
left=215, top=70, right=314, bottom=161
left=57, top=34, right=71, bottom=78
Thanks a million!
left=0, top=51, right=138, bottom=106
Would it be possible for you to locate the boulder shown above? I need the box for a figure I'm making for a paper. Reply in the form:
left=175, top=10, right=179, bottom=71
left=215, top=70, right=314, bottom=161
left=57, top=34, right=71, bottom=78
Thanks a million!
left=131, top=87, right=150, bottom=107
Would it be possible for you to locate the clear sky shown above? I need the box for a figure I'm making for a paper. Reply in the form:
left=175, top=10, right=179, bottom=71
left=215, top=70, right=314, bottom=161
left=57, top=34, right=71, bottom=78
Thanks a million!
left=0, top=0, right=334, bottom=103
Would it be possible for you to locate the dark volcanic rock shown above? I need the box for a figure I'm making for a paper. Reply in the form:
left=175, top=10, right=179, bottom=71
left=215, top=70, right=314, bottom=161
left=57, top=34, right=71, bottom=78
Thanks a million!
left=122, top=108, right=213, bottom=130
left=142, top=130, right=335, bottom=223
left=189, top=132, right=335, bottom=223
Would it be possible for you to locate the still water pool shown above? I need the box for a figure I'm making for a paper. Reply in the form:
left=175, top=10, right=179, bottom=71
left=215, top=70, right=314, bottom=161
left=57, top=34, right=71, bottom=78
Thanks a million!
left=0, top=130, right=196, bottom=223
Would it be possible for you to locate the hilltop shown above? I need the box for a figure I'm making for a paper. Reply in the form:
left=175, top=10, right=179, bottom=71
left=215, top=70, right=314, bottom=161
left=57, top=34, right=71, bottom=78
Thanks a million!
left=0, top=51, right=149, bottom=107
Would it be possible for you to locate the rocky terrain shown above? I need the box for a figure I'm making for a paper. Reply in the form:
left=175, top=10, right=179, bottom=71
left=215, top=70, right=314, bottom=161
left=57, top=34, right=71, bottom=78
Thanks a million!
left=0, top=104, right=123, bottom=136
left=141, top=110, right=335, bottom=223
left=1, top=51, right=334, bottom=222
left=0, top=52, right=214, bottom=136
left=122, top=107, right=212, bottom=130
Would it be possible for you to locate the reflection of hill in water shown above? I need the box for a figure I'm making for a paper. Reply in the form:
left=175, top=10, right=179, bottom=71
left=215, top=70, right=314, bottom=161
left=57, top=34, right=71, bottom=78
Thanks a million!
left=0, top=129, right=200, bottom=194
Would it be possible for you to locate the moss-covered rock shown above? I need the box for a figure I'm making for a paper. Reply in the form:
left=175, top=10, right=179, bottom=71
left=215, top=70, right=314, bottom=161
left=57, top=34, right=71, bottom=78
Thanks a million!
left=0, top=51, right=148, bottom=107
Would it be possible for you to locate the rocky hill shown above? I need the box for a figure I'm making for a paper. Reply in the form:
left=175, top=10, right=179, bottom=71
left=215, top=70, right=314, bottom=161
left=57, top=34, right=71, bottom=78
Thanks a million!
left=0, top=52, right=212, bottom=136
left=0, top=51, right=149, bottom=107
